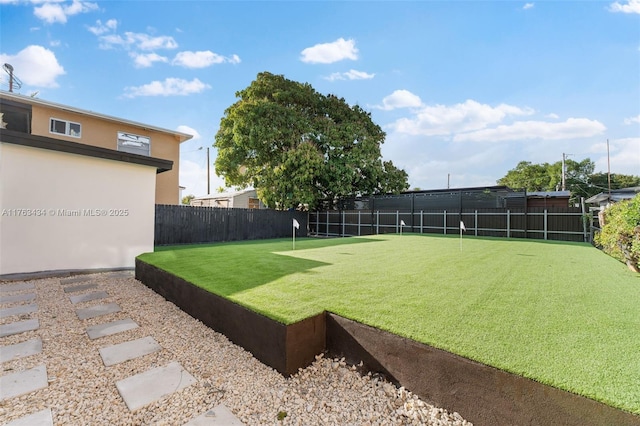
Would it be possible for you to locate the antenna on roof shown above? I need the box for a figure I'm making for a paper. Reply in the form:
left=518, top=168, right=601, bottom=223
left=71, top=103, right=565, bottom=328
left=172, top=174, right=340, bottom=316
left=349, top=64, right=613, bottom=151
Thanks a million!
left=3, top=63, right=23, bottom=92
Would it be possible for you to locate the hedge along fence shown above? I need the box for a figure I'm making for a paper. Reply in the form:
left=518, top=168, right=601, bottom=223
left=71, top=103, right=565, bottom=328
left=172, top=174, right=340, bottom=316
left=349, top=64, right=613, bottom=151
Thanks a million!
left=155, top=204, right=308, bottom=245
left=310, top=207, right=588, bottom=242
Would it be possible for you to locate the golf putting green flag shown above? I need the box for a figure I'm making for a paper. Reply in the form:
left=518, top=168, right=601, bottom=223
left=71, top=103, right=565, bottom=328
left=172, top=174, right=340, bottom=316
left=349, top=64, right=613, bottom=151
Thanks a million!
left=460, top=221, right=466, bottom=231
left=401, top=220, right=406, bottom=226
left=292, top=219, right=299, bottom=250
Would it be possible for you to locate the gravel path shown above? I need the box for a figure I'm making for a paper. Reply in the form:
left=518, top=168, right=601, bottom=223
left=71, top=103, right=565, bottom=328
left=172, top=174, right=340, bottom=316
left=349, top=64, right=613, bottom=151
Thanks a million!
left=0, top=273, right=472, bottom=425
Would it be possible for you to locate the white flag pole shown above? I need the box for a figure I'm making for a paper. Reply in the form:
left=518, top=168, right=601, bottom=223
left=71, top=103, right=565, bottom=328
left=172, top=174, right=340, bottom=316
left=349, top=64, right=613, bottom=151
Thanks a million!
left=400, top=219, right=405, bottom=236
left=460, top=221, right=466, bottom=252
left=293, top=218, right=300, bottom=250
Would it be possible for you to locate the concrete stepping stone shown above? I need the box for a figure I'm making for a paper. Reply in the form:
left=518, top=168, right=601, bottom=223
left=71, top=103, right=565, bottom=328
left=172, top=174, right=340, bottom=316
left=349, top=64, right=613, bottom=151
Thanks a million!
left=0, top=293, right=36, bottom=305
left=0, top=364, right=47, bottom=400
left=60, top=276, right=92, bottom=285
left=86, top=318, right=139, bottom=340
left=99, top=336, right=161, bottom=366
left=184, top=405, right=245, bottom=425
left=5, top=408, right=53, bottom=426
left=115, top=361, right=196, bottom=411
left=69, top=291, right=108, bottom=305
left=0, top=338, right=42, bottom=363
left=0, top=319, right=39, bottom=338
left=0, top=303, right=38, bottom=319
left=76, top=303, right=120, bottom=320
left=64, top=283, right=98, bottom=293
left=0, top=282, right=35, bottom=294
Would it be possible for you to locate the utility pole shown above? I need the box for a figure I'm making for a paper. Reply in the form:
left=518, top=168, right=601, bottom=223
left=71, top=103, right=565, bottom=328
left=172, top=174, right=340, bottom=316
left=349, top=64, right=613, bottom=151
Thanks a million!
left=561, top=153, right=572, bottom=191
left=606, top=139, right=611, bottom=199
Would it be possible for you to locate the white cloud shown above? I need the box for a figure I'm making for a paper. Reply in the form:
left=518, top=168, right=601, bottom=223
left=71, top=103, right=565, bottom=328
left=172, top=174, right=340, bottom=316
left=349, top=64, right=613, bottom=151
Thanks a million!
left=453, top=118, right=606, bottom=142
left=130, top=52, right=168, bottom=68
left=0, top=45, right=65, bottom=87
left=98, top=32, right=178, bottom=51
left=593, top=137, right=640, bottom=175
left=176, top=125, right=201, bottom=139
left=376, top=90, right=423, bottom=110
left=523, top=3, right=534, bottom=10
left=300, top=38, right=358, bottom=64
left=381, top=131, right=511, bottom=190
left=546, top=113, right=560, bottom=119
left=608, top=0, right=640, bottom=13
left=123, top=78, right=211, bottom=98
left=389, top=99, right=534, bottom=136
left=87, top=19, right=118, bottom=36
left=172, top=50, right=241, bottom=68
left=623, top=114, right=640, bottom=124
left=324, top=69, right=375, bottom=81
left=179, top=158, right=227, bottom=197
left=34, top=1, right=98, bottom=24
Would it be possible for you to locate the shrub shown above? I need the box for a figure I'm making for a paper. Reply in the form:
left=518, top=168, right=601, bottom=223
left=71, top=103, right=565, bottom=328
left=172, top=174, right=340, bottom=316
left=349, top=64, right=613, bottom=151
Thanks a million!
left=595, top=194, right=640, bottom=272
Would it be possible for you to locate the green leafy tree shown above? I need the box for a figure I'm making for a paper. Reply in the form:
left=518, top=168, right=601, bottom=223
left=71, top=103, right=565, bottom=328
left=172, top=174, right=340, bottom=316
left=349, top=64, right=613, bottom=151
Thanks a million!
left=595, top=194, right=640, bottom=272
left=579, top=173, right=640, bottom=200
left=497, top=161, right=555, bottom=191
left=214, top=72, right=408, bottom=209
left=496, top=158, right=640, bottom=202
left=181, top=194, right=195, bottom=205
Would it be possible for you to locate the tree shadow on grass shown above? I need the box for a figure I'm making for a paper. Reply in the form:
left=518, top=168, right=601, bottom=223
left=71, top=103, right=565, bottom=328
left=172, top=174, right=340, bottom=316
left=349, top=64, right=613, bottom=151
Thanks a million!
left=141, top=237, right=380, bottom=296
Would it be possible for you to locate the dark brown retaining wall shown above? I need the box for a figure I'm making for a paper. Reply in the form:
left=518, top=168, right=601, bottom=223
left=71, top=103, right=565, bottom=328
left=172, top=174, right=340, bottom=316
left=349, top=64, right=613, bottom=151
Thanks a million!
left=326, top=313, right=640, bottom=426
left=135, top=259, right=324, bottom=375
left=136, top=259, right=640, bottom=426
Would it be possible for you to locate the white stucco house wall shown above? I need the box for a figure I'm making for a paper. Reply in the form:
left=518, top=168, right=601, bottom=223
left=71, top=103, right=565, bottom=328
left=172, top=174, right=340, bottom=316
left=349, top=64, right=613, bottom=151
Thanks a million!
left=0, top=94, right=190, bottom=277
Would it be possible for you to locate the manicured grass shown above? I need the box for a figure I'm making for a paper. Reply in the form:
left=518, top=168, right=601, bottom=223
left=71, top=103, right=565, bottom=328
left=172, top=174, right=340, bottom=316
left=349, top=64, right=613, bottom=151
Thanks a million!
left=138, top=234, right=640, bottom=414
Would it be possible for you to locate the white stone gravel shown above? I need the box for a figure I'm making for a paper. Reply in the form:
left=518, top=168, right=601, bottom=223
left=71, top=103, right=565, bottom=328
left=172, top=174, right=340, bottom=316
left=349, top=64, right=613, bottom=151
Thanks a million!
left=0, top=273, right=472, bottom=425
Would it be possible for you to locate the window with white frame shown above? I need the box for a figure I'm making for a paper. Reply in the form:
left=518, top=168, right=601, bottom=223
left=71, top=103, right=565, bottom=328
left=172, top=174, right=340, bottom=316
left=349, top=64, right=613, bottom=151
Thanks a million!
left=50, top=118, right=81, bottom=138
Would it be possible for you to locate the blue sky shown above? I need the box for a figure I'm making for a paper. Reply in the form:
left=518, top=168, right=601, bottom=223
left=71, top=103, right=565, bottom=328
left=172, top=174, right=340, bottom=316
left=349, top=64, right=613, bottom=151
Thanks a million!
left=1, top=0, right=638, bottom=197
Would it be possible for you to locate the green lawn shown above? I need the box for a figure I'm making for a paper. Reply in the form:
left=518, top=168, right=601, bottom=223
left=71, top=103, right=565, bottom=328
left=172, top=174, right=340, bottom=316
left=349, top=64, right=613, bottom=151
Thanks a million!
left=138, top=234, right=640, bottom=414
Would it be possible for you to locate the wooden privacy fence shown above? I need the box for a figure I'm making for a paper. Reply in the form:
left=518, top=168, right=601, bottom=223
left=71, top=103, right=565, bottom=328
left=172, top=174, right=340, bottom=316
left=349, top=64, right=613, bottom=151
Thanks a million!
left=310, top=207, right=588, bottom=242
left=155, top=204, right=307, bottom=245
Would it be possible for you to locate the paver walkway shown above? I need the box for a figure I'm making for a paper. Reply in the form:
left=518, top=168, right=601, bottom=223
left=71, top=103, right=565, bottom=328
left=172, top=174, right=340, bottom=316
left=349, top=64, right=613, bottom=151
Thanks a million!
left=0, top=280, right=49, bottom=425
left=0, top=274, right=245, bottom=425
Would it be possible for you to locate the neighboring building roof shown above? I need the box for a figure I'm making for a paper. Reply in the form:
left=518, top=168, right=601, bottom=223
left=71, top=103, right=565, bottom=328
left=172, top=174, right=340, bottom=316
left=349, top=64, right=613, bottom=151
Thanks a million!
left=401, top=185, right=513, bottom=195
left=192, top=188, right=257, bottom=200
left=527, top=191, right=570, bottom=198
left=0, top=91, right=193, bottom=143
left=585, top=186, right=640, bottom=204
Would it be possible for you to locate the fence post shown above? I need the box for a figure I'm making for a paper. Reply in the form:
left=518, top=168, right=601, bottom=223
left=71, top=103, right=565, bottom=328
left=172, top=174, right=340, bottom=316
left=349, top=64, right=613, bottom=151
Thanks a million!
left=358, top=210, right=361, bottom=236
left=396, top=210, right=400, bottom=233
left=443, top=210, right=447, bottom=235
left=544, top=209, right=548, bottom=240
left=376, top=211, right=380, bottom=234
left=420, top=210, right=423, bottom=234
left=475, top=210, right=478, bottom=236
left=581, top=197, right=588, bottom=243
left=326, top=211, right=329, bottom=237
left=342, top=210, right=346, bottom=237
left=507, top=210, right=511, bottom=238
